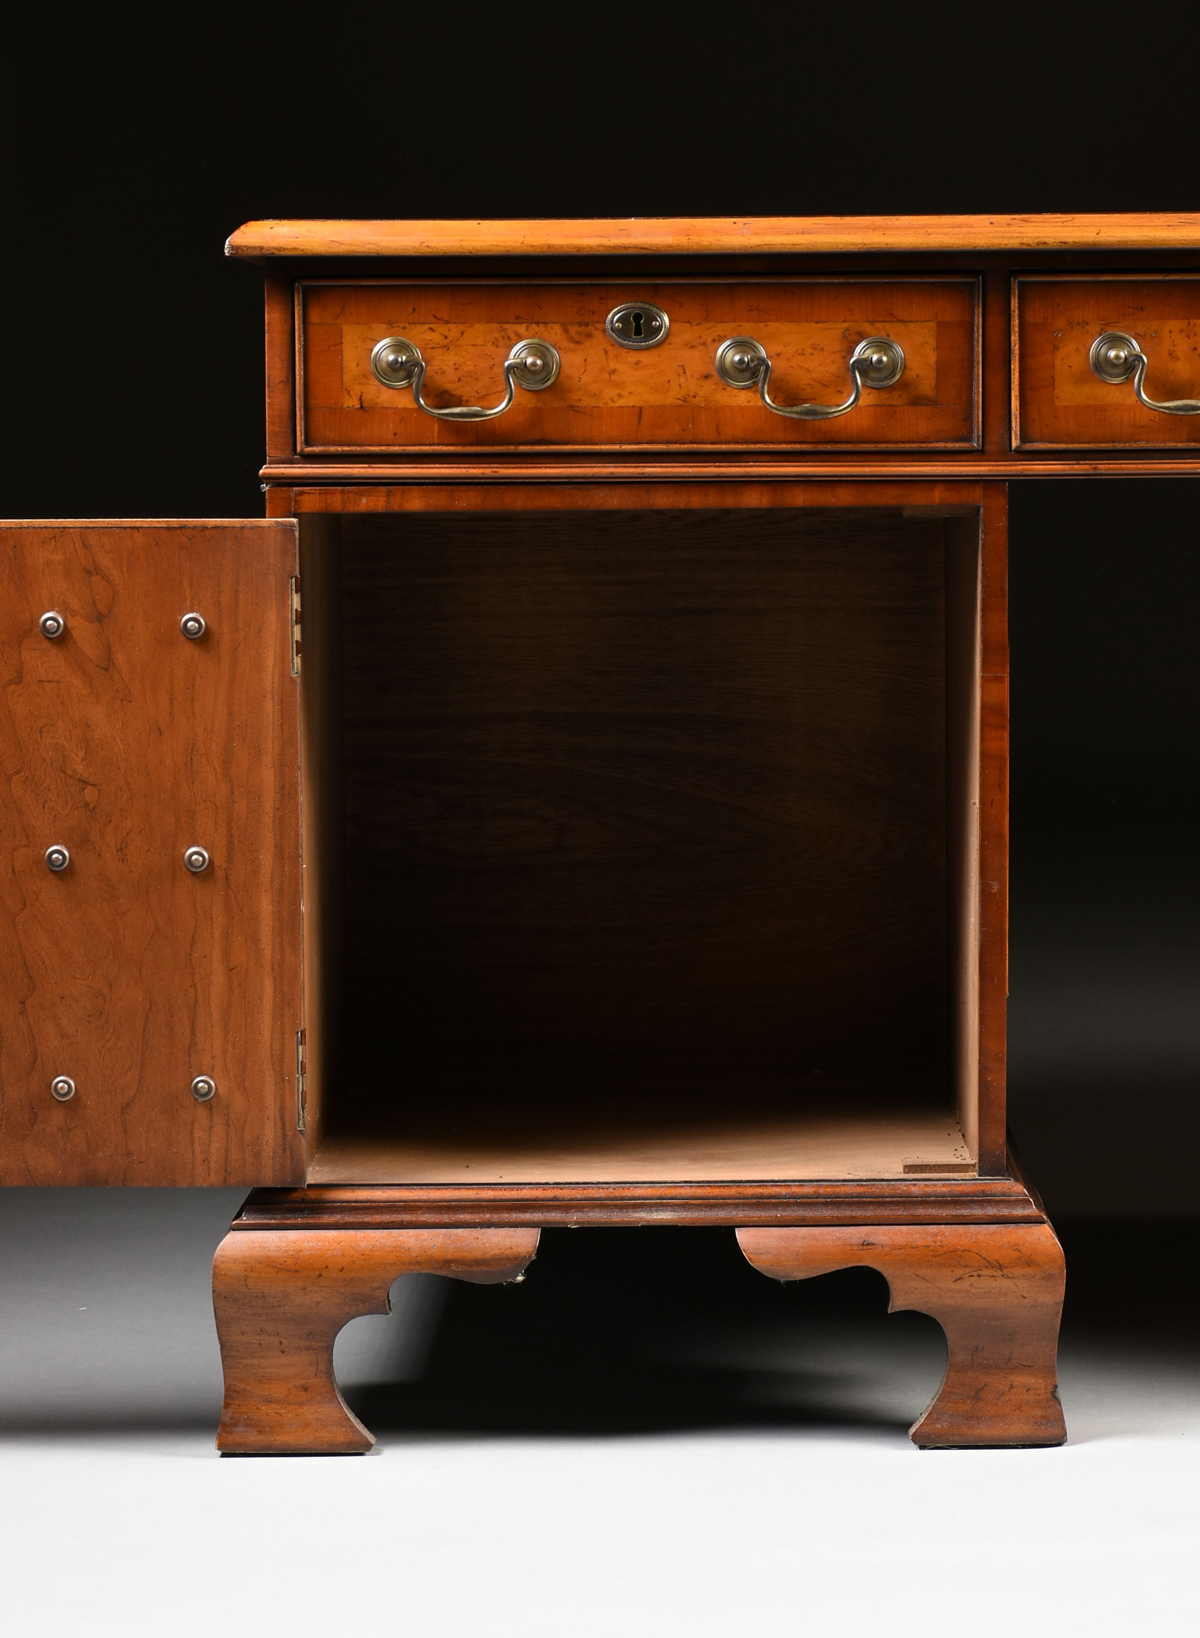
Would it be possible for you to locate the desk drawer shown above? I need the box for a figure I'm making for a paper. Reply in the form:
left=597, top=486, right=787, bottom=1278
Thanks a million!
left=298, top=278, right=979, bottom=452
left=1015, top=276, right=1200, bottom=448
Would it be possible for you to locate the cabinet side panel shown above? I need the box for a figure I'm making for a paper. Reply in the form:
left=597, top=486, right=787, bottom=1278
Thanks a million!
left=298, top=516, right=344, bottom=1163
left=977, top=486, right=1010, bottom=1172
left=0, top=522, right=304, bottom=1185
left=265, top=275, right=296, bottom=461
left=945, top=516, right=982, bottom=1162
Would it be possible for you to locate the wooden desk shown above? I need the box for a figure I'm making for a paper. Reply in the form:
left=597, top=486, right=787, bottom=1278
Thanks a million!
left=5, top=215, right=1197, bottom=1452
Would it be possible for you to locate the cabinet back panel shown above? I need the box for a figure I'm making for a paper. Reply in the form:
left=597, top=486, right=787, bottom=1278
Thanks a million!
left=332, top=509, right=950, bottom=1159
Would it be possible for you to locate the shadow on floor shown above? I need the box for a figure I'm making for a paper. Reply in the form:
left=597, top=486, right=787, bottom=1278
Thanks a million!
left=345, top=1227, right=941, bottom=1439
left=345, top=1222, right=1200, bottom=1443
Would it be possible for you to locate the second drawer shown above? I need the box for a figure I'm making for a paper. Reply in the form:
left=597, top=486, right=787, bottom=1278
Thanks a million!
left=1015, top=275, right=1200, bottom=448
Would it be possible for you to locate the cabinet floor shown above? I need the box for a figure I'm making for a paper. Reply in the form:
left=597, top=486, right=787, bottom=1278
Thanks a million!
left=308, top=1106, right=973, bottom=1183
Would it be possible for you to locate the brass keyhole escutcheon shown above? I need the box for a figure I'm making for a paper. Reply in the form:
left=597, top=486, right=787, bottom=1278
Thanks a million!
left=606, top=301, right=670, bottom=349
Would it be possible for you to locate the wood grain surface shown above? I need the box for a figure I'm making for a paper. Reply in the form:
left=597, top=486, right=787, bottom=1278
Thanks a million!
left=284, top=479, right=983, bottom=514
left=0, top=523, right=303, bottom=1185
left=226, top=214, right=1200, bottom=259
left=213, top=1226, right=540, bottom=1453
left=737, top=1221, right=1067, bottom=1446
left=266, top=459, right=1200, bottom=488
left=231, top=1167, right=1049, bottom=1229
left=1015, top=276, right=1200, bottom=447
left=309, top=1110, right=975, bottom=1186
left=325, top=507, right=964, bottom=1179
left=976, top=486, right=1009, bottom=1172
left=264, top=275, right=295, bottom=460
left=300, top=279, right=978, bottom=451
left=296, top=517, right=344, bottom=1158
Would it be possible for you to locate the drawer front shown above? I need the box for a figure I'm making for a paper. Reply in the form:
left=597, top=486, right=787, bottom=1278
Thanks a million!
left=1015, top=276, right=1200, bottom=448
left=299, top=278, right=979, bottom=452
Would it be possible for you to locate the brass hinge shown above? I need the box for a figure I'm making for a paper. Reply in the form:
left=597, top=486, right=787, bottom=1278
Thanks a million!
left=290, top=575, right=302, bottom=676
left=295, top=1027, right=307, bottom=1132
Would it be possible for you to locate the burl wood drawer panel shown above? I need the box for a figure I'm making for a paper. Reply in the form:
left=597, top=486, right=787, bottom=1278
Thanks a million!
left=298, top=279, right=980, bottom=451
left=1014, top=276, right=1200, bottom=448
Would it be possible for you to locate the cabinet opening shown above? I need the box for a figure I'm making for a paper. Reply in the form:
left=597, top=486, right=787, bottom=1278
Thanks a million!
left=299, top=507, right=981, bottom=1184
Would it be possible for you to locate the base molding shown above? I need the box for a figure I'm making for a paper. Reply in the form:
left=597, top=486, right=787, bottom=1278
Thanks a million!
left=231, top=1170, right=1046, bottom=1232
left=212, top=1164, right=1064, bottom=1454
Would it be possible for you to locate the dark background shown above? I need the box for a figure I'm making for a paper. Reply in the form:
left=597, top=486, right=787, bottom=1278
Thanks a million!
left=4, top=2, right=1197, bottom=1216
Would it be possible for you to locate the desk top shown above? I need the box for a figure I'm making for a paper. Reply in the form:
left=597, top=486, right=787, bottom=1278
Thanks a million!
left=226, top=214, right=1200, bottom=260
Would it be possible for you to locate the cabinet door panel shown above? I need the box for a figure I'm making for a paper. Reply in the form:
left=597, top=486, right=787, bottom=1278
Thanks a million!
left=0, top=522, right=303, bottom=1185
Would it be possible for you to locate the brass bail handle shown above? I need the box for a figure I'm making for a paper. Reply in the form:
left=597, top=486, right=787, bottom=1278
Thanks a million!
left=714, top=335, right=905, bottom=420
left=370, top=336, right=562, bottom=421
left=1089, top=332, right=1200, bottom=415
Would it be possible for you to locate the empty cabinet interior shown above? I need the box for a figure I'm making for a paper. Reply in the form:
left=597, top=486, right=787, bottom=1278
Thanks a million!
left=297, top=505, right=984, bottom=1184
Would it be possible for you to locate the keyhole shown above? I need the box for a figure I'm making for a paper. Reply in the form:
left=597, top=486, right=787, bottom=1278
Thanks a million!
left=606, top=302, right=668, bottom=348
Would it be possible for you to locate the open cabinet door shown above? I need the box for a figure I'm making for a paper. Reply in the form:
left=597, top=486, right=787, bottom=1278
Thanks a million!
left=0, top=522, right=304, bottom=1185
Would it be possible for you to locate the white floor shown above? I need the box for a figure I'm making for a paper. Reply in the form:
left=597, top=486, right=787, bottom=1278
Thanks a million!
left=1, top=1190, right=1196, bottom=1638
